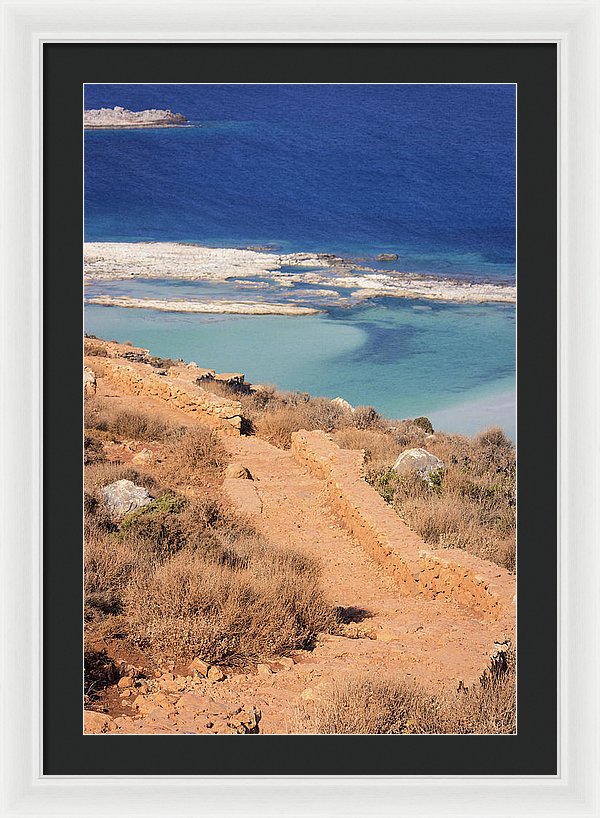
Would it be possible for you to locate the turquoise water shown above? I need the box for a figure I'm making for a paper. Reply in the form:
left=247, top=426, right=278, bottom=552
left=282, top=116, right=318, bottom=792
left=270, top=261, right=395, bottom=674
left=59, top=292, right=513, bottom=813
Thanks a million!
left=85, top=297, right=516, bottom=439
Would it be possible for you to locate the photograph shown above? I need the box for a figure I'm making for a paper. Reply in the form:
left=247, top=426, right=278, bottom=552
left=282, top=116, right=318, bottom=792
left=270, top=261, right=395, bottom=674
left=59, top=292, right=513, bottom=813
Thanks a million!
left=82, top=82, right=517, bottom=736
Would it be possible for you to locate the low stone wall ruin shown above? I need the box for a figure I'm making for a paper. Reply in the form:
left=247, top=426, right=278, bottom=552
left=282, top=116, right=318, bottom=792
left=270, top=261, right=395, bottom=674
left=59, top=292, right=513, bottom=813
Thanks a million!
left=84, top=338, right=242, bottom=435
left=291, top=429, right=515, bottom=630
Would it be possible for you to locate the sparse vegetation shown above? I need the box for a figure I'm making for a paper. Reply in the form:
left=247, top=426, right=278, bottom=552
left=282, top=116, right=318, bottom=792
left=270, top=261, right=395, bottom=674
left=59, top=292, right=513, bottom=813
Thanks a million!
left=298, top=650, right=515, bottom=734
left=85, top=485, right=335, bottom=665
left=159, top=425, right=227, bottom=485
left=84, top=390, right=335, bottom=668
left=357, top=426, right=516, bottom=571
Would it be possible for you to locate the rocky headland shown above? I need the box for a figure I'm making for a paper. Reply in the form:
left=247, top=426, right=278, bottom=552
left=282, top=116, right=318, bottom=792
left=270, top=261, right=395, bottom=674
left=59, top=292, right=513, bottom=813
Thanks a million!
left=84, top=106, right=188, bottom=129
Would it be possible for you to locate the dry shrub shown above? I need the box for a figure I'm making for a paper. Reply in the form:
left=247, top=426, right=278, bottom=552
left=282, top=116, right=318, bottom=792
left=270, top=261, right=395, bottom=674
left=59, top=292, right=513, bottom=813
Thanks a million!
left=84, top=647, right=119, bottom=702
left=351, top=406, right=384, bottom=431
left=298, top=675, right=420, bottom=734
left=85, top=529, right=149, bottom=617
left=333, top=428, right=403, bottom=471
left=85, top=482, right=335, bottom=665
left=124, top=542, right=334, bottom=665
left=251, top=397, right=350, bottom=448
left=159, top=426, right=228, bottom=485
left=107, top=410, right=170, bottom=441
left=299, top=652, right=515, bottom=735
left=252, top=406, right=309, bottom=449
left=388, top=419, right=430, bottom=448
left=198, top=379, right=250, bottom=398
left=84, top=399, right=172, bottom=442
left=84, top=461, right=159, bottom=497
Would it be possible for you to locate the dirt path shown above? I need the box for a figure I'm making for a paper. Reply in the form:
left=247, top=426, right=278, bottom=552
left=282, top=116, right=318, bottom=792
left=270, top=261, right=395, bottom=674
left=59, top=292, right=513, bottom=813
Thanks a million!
left=217, top=434, right=507, bottom=732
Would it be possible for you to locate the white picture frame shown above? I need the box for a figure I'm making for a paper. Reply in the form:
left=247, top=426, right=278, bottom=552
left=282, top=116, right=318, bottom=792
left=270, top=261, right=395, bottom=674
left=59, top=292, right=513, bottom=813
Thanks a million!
left=1, top=0, right=598, bottom=815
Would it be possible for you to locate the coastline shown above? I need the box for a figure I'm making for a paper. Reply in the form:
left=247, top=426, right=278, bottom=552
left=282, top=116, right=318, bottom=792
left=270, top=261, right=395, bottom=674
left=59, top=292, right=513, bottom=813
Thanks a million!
left=85, top=123, right=189, bottom=130
left=84, top=241, right=516, bottom=306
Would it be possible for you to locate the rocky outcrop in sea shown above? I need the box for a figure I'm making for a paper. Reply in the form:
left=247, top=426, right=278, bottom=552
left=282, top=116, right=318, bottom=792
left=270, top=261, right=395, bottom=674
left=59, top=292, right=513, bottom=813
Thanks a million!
left=84, top=106, right=188, bottom=129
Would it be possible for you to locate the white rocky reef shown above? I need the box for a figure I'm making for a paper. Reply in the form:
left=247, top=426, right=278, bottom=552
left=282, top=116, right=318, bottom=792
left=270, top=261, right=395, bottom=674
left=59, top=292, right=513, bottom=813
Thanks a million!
left=84, top=106, right=188, bottom=129
left=86, top=295, right=321, bottom=316
left=84, top=242, right=516, bottom=305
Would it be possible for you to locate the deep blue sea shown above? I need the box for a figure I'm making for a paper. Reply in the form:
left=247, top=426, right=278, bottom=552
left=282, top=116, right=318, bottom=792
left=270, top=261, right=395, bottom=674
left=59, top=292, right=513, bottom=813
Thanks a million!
left=84, top=84, right=516, bottom=438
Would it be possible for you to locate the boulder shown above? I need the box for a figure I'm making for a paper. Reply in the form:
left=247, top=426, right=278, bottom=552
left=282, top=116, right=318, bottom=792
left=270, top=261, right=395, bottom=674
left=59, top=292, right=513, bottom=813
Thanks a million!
left=101, top=479, right=152, bottom=518
left=392, top=448, right=444, bottom=478
left=224, top=463, right=252, bottom=480
left=84, top=366, right=96, bottom=397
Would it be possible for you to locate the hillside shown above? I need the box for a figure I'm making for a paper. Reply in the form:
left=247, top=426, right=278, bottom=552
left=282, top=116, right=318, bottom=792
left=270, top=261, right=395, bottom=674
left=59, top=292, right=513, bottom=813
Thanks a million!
left=83, top=337, right=515, bottom=735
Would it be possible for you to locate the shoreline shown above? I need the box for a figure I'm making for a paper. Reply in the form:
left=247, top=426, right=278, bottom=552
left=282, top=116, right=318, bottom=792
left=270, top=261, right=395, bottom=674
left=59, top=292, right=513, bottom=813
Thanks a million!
left=84, top=241, right=516, bottom=305
left=85, top=123, right=190, bottom=130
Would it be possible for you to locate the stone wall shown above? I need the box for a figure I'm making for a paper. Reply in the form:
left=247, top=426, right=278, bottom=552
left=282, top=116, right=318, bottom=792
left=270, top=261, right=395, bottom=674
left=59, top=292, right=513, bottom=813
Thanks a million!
left=84, top=339, right=242, bottom=435
left=291, top=429, right=515, bottom=630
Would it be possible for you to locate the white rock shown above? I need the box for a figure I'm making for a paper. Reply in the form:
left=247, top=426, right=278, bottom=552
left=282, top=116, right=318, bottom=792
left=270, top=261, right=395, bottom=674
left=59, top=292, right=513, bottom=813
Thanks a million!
left=101, top=479, right=152, bottom=518
left=332, top=396, right=354, bottom=413
left=392, top=448, right=444, bottom=477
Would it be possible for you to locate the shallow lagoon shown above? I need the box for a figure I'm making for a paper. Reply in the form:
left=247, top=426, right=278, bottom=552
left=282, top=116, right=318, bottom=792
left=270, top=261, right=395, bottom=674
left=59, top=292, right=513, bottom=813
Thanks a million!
left=85, top=295, right=515, bottom=439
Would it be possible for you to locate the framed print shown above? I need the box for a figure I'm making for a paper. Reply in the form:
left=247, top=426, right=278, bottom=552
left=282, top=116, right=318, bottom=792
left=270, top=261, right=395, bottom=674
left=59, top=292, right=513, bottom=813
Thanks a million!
left=1, top=1, right=599, bottom=817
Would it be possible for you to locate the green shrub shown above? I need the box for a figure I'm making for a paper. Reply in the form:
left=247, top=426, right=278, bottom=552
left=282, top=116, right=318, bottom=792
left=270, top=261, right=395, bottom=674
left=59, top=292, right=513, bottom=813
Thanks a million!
left=412, top=416, right=434, bottom=434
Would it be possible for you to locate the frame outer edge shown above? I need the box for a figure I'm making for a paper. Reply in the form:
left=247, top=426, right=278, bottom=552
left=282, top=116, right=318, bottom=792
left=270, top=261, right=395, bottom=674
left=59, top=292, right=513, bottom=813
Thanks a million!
left=0, top=0, right=599, bottom=816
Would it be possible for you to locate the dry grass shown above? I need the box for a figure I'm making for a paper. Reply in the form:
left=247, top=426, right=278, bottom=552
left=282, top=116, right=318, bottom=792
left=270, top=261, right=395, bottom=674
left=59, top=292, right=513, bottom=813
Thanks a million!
left=125, top=539, right=335, bottom=664
left=233, top=388, right=387, bottom=448
left=84, top=461, right=159, bottom=497
left=84, top=395, right=227, bottom=488
left=158, top=426, right=228, bottom=485
left=84, top=399, right=174, bottom=442
left=84, top=477, right=335, bottom=666
left=298, top=651, right=515, bottom=734
left=333, top=428, right=404, bottom=472
left=251, top=400, right=348, bottom=448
